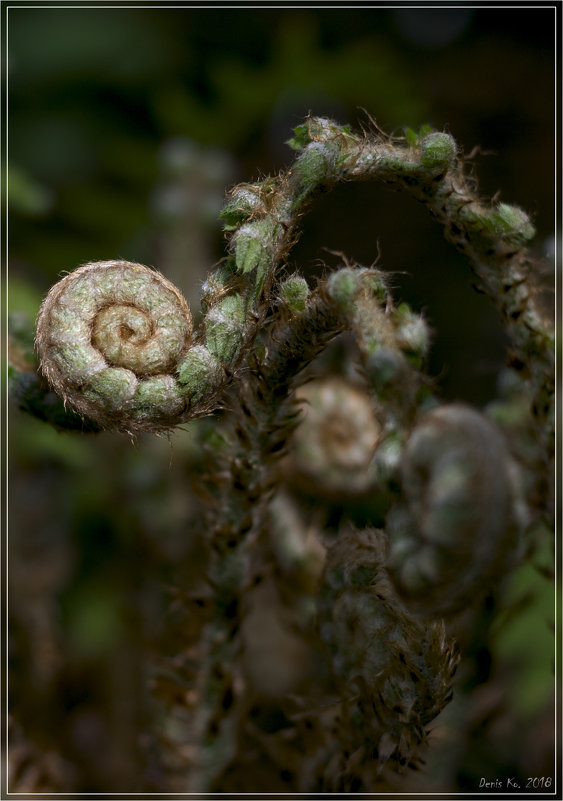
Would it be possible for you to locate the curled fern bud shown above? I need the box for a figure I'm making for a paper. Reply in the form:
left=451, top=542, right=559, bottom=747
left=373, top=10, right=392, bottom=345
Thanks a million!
left=418, top=131, right=456, bottom=171
left=490, top=202, right=536, bottom=247
left=288, top=378, right=382, bottom=498
left=219, top=185, right=264, bottom=231
left=459, top=201, right=536, bottom=249
left=278, top=275, right=309, bottom=316
left=392, top=303, right=431, bottom=366
left=35, top=260, right=198, bottom=433
left=326, top=267, right=363, bottom=311
left=387, top=404, right=523, bottom=616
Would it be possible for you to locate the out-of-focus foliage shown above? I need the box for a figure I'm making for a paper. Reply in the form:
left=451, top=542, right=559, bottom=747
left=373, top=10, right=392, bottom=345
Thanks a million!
left=7, top=5, right=556, bottom=795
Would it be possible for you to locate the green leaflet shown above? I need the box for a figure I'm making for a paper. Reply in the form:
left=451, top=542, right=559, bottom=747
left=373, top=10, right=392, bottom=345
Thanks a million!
left=235, top=234, right=267, bottom=274
left=286, top=122, right=312, bottom=151
left=234, top=219, right=278, bottom=292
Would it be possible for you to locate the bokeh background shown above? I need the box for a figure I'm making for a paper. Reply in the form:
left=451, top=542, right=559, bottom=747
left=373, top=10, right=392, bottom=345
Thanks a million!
left=7, top=4, right=556, bottom=794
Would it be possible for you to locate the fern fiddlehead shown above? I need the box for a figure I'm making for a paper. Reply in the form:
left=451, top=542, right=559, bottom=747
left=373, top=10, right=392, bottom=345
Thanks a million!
left=35, top=260, right=195, bottom=433
left=23, top=114, right=552, bottom=791
left=33, top=115, right=550, bottom=442
left=386, top=403, right=525, bottom=617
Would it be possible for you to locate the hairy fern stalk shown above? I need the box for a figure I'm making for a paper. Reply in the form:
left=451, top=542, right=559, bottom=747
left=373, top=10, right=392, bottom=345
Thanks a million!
left=10, top=115, right=553, bottom=791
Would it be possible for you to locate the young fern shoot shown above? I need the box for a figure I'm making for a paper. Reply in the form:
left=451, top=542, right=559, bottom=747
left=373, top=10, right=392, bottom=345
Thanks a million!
left=33, top=115, right=550, bottom=443
left=23, top=115, right=552, bottom=790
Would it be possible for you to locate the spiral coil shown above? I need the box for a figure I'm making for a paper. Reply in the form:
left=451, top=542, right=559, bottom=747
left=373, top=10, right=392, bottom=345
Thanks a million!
left=35, top=260, right=198, bottom=433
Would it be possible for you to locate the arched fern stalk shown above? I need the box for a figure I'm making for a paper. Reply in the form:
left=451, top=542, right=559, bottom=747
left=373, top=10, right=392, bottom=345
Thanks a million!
left=10, top=114, right=553, bottom=791
left=33, top=115, right=552, bottom=440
